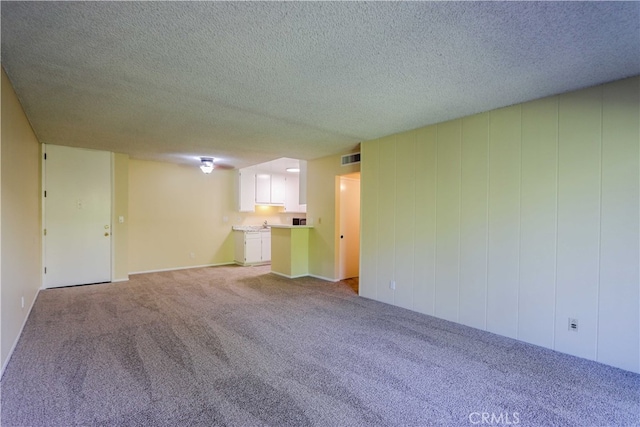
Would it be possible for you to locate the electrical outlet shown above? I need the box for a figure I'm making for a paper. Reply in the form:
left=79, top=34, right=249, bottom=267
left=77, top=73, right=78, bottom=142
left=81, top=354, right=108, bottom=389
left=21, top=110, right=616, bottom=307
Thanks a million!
left=21, top=296, right=25, bottom=309
left=568, top=318, right=578, bottom=332
left=389, top=280, right=396, bottom=290
left=190, top=252, right=195, bottom=259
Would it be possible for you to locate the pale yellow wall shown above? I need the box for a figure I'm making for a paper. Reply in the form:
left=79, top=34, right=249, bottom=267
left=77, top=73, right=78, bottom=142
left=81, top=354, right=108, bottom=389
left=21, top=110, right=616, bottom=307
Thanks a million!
left=112, top=153, right=129, bottom=281
left=128, top=159, right=291, bottom=273
left=360, top=77, right=640, bottom=373
left=290, top=228, right=309, bottom=278
left=307, top=152, right=359, bottom=280
left=1, top=68, right=42, bottom=370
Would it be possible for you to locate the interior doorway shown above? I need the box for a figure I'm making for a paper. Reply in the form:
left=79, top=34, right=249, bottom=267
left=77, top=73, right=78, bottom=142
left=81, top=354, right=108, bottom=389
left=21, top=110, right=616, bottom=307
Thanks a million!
left=338, top=173, right=361, bottom=286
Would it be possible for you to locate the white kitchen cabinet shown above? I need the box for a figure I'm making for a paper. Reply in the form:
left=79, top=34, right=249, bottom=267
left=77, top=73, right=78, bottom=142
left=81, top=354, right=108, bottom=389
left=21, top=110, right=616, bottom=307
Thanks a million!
left=271, top=174, right=285, bottom=204
left=284, top=174, right=307, bottom=213
left=255, top=173, right=271, bottom=204
left=261, top=232, right=271, bottom=262
left=234, top=229, right=271, bottom=265
left=255, top=173, right=285, bottom=205
left=237, top=168, right=256, bottom=212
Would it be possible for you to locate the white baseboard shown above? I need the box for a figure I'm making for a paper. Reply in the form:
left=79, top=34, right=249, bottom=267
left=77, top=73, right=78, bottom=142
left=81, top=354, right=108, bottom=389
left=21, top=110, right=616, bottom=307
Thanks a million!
left=270, top=270, right=308, bottom=279
left=308, top=274, right=340, bottom=282
left=1, top=289, right=39, bottom=379
left=234, top=261, right=271, bottom=267
left=129, top=262, right=235, bottom=276
left=111, top=278, right=130, bottom=283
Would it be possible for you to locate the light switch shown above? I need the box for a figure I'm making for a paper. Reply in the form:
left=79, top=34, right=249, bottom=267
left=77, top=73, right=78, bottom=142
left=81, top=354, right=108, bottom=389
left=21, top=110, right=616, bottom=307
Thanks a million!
left=118, top=216, right=124, bottom=224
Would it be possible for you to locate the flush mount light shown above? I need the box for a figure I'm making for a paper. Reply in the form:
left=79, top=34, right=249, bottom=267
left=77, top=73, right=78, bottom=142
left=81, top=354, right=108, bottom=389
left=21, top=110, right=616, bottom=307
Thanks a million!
left=200, top=157, right=214, bottom=174
left=286, top=167, right=300, bottom=173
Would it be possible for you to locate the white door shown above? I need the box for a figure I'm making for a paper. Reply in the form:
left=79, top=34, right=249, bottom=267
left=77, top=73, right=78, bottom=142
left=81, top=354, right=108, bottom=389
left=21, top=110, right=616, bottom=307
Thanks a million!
left=44, top=145, right=112, bottom=288
left=338, top=176, right=361, bottom=280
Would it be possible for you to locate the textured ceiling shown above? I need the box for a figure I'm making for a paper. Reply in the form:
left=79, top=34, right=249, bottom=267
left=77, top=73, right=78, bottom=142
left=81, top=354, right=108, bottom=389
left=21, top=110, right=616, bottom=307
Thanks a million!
left=2, top=2, right=639, bottom=169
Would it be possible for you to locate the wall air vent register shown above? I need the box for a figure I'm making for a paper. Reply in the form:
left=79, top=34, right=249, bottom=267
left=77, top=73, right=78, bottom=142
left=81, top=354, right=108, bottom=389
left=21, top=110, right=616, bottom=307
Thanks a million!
left=341, top=153, right=361, bottom=166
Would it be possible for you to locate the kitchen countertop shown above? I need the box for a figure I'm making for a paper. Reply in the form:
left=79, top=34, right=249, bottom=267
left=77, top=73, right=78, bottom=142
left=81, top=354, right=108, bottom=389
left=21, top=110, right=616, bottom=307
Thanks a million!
left=232, top=226, right=271, bottom=232
left=232, top=225, right=313, bottom=231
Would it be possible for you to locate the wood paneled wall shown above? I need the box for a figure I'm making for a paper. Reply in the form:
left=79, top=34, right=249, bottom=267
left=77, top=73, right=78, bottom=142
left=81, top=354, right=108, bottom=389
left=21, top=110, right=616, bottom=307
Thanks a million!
left=360, top=77, right=640, bottom=373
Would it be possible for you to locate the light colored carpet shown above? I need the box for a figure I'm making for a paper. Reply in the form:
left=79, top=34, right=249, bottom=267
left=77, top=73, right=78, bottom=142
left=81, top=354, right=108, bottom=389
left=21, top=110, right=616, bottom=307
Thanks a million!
left=1, top=265, right=638, bottom=426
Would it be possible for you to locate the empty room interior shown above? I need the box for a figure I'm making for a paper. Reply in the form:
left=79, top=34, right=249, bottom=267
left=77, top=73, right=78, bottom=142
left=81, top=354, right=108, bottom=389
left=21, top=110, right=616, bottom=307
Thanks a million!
left=1, top=2, right=639, bottom=426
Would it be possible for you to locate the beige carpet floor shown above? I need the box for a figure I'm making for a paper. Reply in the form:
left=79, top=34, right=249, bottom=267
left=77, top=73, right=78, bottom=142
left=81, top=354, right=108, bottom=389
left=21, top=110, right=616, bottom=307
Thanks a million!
left=1, top=264, right=638, bottom=426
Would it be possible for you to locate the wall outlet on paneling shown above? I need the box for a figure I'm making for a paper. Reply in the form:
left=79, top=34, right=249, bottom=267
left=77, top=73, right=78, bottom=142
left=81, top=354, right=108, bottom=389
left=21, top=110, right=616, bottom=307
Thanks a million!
left=21, top=296, right=25, bottom=309
left=389, top=280, right=396, bottom=290
left=568, top=318, right=578, bottom=332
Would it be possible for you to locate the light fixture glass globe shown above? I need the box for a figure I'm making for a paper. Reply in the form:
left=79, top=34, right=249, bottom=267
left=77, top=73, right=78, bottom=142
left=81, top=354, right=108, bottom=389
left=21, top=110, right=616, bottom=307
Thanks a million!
left=200, top=158, right=214, bottom=174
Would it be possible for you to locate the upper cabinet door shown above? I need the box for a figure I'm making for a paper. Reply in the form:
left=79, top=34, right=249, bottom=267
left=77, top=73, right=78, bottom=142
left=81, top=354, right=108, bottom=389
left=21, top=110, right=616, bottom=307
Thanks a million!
left=271, top=174, right=285, bottom=204
left=255, top=173, right=271, bottom=204
left=238, top=168, right=256, bottom=212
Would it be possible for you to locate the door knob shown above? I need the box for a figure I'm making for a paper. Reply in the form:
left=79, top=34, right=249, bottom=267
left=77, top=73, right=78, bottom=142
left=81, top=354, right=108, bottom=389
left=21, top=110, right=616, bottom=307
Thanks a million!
left=104, top=232, right=110, bottom=237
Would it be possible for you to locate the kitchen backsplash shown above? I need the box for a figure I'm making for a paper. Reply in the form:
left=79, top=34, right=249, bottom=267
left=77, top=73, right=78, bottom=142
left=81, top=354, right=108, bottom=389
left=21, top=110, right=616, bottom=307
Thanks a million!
left=233, top=206, right=306, bottom=226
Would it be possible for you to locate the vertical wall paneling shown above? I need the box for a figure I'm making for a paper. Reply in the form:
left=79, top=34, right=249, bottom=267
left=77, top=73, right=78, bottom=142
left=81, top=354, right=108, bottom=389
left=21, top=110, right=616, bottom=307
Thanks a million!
left=556, top=86, right=602, bottom=360
left=487, top=105, right=521, bottom=338
left=394, top=131, right=416, bottom=309
left=358, top=78, right=640, bottom=373
left=459, top=113, right=490, bottom=329
left=435, top=120, right=462, bottom=322
left=360, top=139, right=380, bottom=300
left=519, top=97, right=559, bottom=348
left=376, top=136, right=397, bottom=305
left=598, top=78, right=640, bottom=372
left=413, top=126, right=438, bottom=315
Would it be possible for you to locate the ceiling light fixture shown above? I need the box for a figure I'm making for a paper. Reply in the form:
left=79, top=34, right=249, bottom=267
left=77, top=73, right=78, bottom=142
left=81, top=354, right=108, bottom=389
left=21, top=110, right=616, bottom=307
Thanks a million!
left=200, top=157, right=214, bottom=174
left=286, top=167, right=300, bottom=173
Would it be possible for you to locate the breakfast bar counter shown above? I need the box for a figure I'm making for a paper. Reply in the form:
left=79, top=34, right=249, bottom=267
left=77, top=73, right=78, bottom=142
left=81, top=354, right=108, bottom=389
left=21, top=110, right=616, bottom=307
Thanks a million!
left=269, top=225, right=313, bottom=278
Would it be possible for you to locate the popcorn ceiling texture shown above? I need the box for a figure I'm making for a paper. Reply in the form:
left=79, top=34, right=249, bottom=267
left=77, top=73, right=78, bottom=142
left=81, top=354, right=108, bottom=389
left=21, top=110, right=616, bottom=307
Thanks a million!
left=2, top=2, right=639, bottom=168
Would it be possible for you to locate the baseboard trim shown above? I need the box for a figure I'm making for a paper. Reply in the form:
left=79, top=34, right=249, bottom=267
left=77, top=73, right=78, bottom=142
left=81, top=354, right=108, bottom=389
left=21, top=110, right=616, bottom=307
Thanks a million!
left=270, top=271, right=309, bottom=279
left=129, top=262, right=236, bottom=276
left=308, top=274, right=340, bottom=283
left=111, top=278, right=130, bottom=283
left=1, top=289, right=40, bottom=379
left=234, top=261, right=271, bottom=267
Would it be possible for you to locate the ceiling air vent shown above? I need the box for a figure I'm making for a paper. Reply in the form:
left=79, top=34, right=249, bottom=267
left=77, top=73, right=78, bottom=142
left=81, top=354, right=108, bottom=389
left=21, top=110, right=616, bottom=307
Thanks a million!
left=341, top=152, right=361, bottom=166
